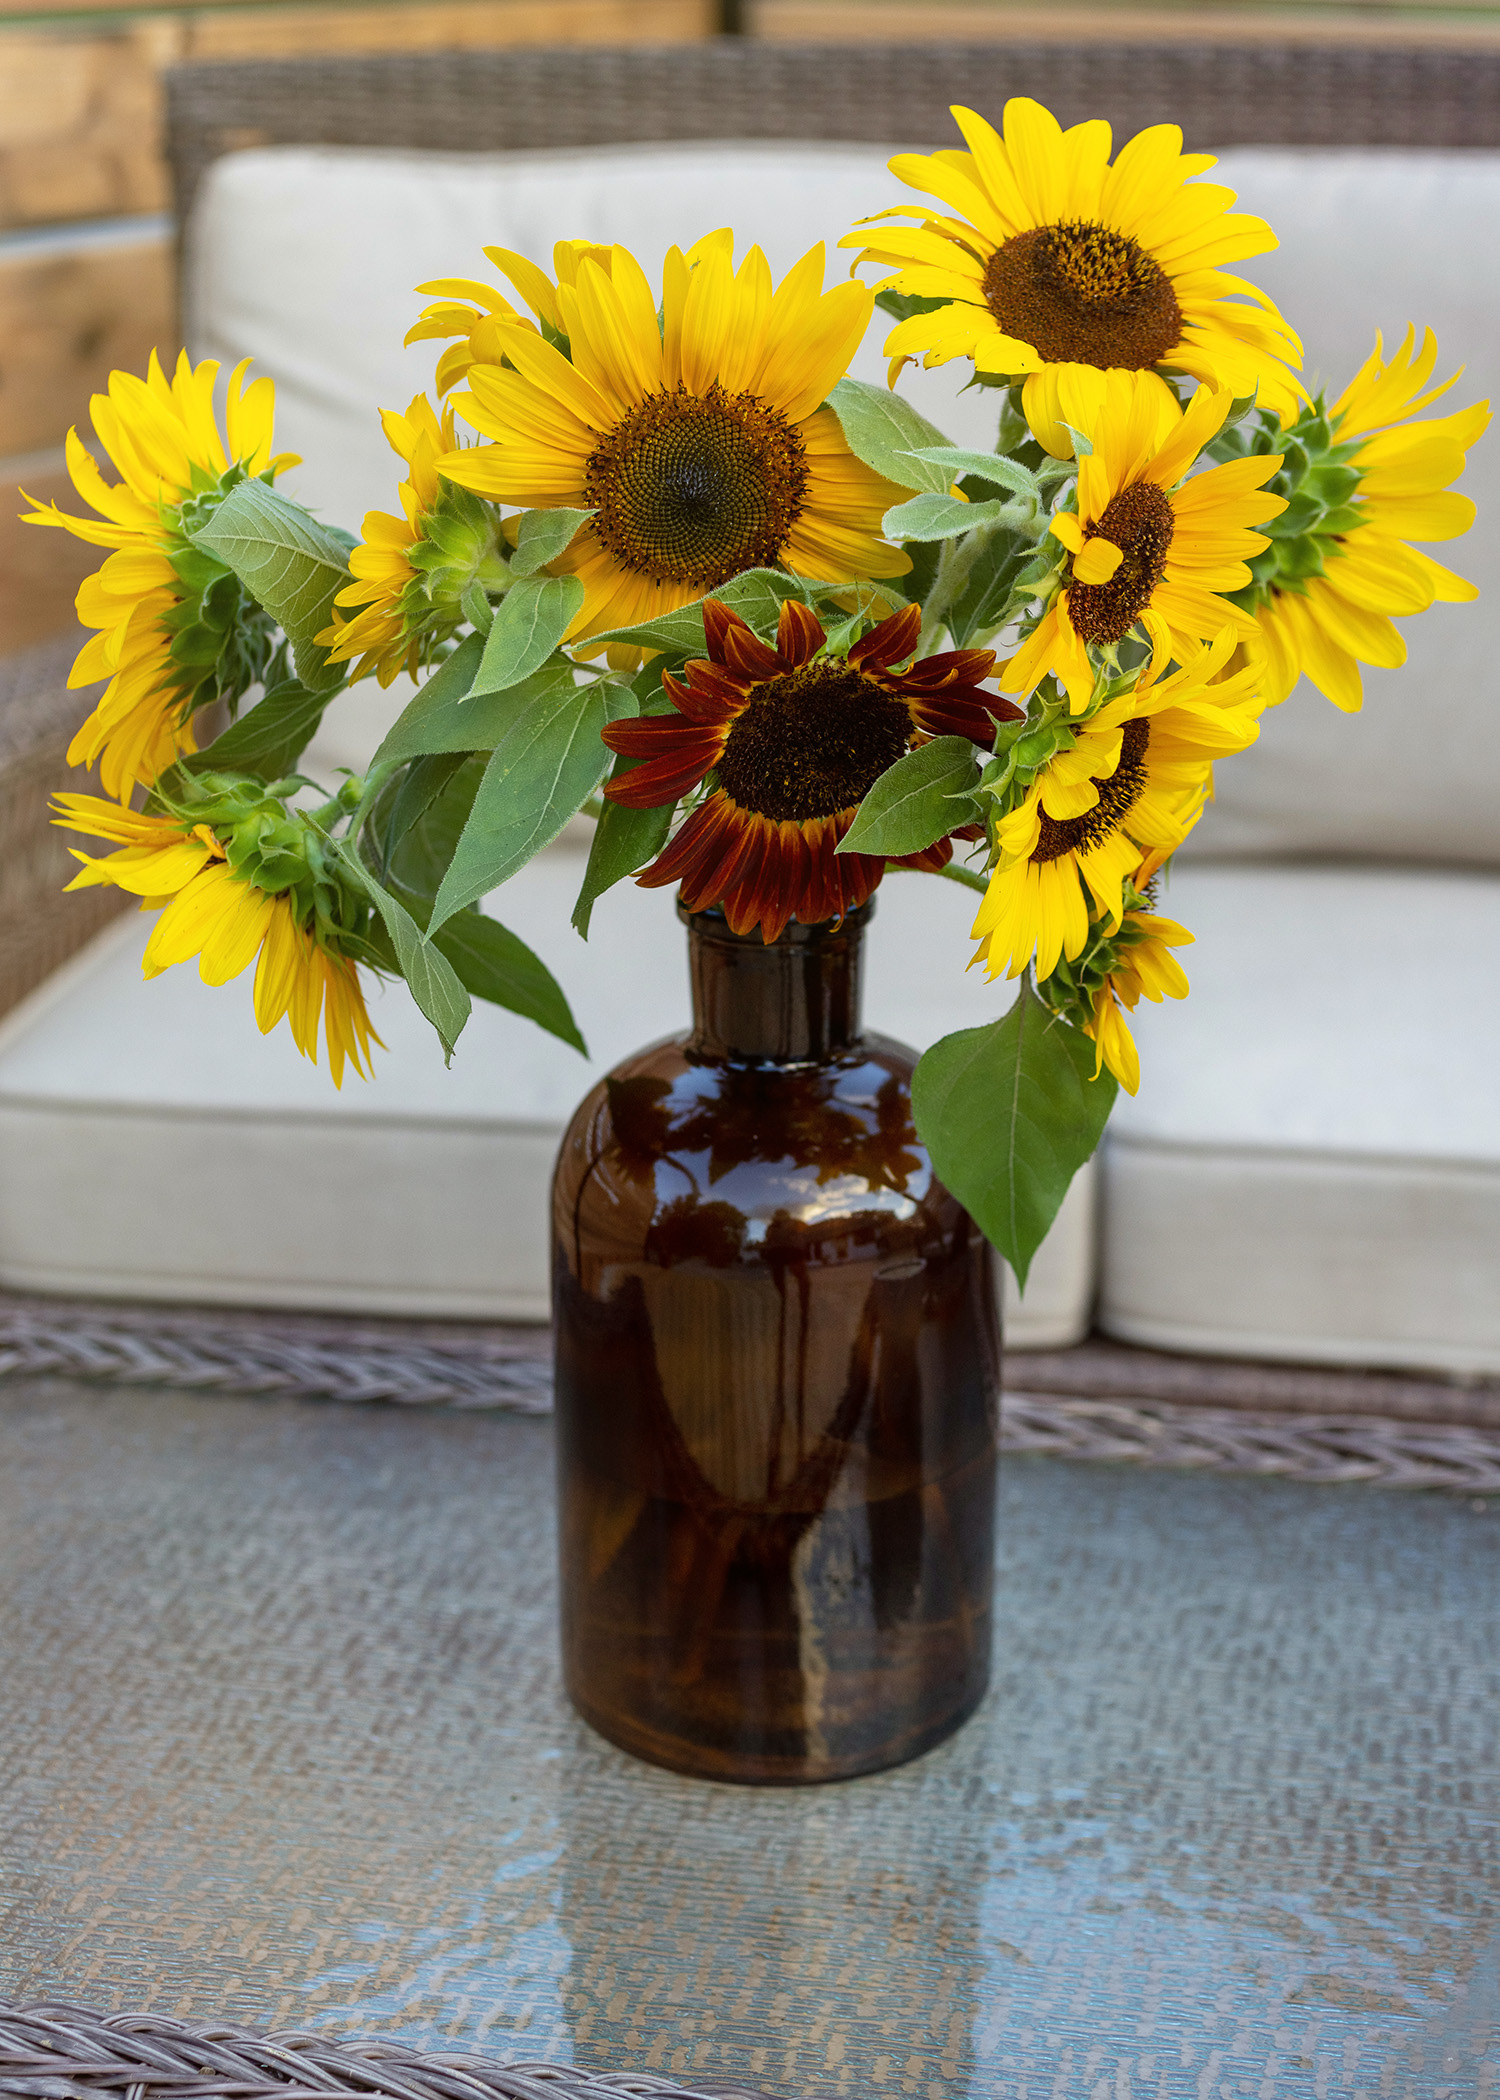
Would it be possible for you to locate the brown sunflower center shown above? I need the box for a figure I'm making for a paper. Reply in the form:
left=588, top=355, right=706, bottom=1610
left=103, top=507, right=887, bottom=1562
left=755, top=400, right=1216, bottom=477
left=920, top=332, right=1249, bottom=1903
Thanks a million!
left=1067, top=482, right=1176, bottom=646
left=714, top=661, right=913, bottom=825
left=1032, top=717, right=1150, bottom=863
left=982, top=221, right=1183, bottom=371
left=583, top=383, right=809, bottom=591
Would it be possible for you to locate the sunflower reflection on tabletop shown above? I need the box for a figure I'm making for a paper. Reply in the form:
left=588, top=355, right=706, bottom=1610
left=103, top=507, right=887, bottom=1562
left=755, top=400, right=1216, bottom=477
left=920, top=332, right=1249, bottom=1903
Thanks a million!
left=20, top=90, right=1488, bottom=1278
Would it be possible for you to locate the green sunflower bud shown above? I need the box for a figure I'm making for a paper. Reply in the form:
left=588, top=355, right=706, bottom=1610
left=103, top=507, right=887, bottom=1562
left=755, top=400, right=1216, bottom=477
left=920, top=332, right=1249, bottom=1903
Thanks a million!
left=400, top=481, right=514, bottom=638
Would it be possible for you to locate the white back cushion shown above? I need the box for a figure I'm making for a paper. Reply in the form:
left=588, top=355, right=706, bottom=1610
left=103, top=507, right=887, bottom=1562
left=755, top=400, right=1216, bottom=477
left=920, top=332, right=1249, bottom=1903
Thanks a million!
left=187, top=141, right=1500, bottom=863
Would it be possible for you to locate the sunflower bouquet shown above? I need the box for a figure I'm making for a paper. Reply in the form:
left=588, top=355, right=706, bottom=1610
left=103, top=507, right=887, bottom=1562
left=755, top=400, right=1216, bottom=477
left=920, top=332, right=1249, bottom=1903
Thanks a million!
left=24, top=98, right=1486, bottom=1282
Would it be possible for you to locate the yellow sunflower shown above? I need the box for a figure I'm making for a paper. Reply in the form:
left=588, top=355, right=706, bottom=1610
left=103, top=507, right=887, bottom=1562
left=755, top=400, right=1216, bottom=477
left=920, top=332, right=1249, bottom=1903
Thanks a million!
left=1252, top=327, right=1489, bottom=712
left=1003, top=370, right=1284, bottom=711
left=974, top=630, right=1263, bottom=982
left=407, top=239, right=617, bottom=396
left=21, top=352, right=298, bottom=801
left=436, top=232, right=912, bottom=650
left=52, top=794, right=380, bottom=1088
left=1080, top=899, right=1193, bottom=1095
left=319, top=394, right=508, bottom=687
left=841, top=97, right=1304, bottom=447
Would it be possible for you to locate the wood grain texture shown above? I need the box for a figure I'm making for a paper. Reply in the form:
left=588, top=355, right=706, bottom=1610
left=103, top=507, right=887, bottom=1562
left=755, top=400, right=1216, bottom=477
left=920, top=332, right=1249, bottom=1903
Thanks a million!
left=0, top=238, right=173, bottom=458
left=0, top=23, right=175, bottom=230
left=754, top=0, right=1500, bottom=40
left=179, top=0, right=710, bottom=60
left=0, top=470, right=95, bottom=655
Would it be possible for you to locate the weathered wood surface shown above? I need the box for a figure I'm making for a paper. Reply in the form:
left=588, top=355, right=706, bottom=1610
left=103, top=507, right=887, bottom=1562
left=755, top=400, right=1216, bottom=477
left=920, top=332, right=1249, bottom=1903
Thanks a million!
left=0, top=237, right=174, bottom=459
left=1, top=467, right=100, bottom=656
left=756, top=0, right=1500, bottom=39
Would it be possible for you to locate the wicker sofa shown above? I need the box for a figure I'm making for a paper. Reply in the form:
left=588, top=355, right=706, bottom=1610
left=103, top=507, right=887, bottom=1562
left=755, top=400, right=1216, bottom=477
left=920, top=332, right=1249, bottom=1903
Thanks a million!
left=0, top=37, right=1495, bottom=1373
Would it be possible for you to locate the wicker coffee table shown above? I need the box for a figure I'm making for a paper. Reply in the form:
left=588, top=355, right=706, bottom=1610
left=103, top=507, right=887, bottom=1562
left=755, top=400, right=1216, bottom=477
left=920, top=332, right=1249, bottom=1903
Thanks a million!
left=1, top=1372, right=1497, bottom=2097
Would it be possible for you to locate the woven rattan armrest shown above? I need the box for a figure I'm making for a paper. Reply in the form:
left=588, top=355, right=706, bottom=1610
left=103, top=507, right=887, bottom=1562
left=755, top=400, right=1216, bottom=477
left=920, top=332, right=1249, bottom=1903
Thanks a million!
left=0, top=638, right=128, bottom=1020
left=0, top=2003, right=783, bottom=2100
left=165, top=37, right=1500, bottom=233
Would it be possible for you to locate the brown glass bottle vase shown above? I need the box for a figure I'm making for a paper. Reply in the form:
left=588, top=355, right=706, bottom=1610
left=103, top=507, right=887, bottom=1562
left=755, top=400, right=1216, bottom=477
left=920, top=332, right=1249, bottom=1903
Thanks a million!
left=550, top=899, right=1000, bottom=1784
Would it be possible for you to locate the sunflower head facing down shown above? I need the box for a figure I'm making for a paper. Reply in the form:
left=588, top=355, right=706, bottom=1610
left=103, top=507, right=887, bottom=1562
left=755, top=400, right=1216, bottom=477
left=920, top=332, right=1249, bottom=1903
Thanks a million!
left=318, top=393, right=510, bottom=687
left=601, top=597, right=1016, bottom=943
left=1004, top=370, right=1285, bottom=711
left=841, top=97, right=1305, bottom=449
left=974, top=628, right=1263, bottom=983
left=52, top=782, right=382, bottom=1087
left=437, top=232, right=912, bottom=651
left=1038, top=852, right=1193, bottom=1094
left=21, top=352, right=299, bottom=800
left=1234, top=326, right=1490, bottom=712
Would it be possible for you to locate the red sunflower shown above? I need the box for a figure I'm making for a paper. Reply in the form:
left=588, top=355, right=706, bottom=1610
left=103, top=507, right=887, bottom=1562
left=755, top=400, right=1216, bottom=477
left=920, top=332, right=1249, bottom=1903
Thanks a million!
left=601, top=597, right=1016, bottom=942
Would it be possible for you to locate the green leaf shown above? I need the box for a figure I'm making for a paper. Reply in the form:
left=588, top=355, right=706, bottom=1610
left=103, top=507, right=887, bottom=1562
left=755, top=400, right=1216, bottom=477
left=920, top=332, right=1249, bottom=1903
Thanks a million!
left=181, top=676, right=335, bottom=781
left=583, top=566, right=822, bottom=658
left=571, top=795, right=674, bottom=938
left=874, top=289, right=952, bottom=325
left=912, top=977, right=1116, bottom=1289
left=827, top=377, right=953, bottom=493
left=189, top=479, right=353, bottom=692
left=902, top=447, right=1041, bottom=500
left=882, top=492, right=1017, bottom=542
left=340, top=848, right=471, bottom=1062
left=946, top=528, right=1036, bottom=648
left=461, top=580, right=494, bottom=633
left=374, top=641, right=579, bottom=767
left=430, top=910, right=586, bottom=1053
left=427, top=677, right=634, bottom=933
left=475, top=574, right=584, bottom=693
left=838, top=737, right=982, bottom=858
left=509, top=506, right=595, bottom=578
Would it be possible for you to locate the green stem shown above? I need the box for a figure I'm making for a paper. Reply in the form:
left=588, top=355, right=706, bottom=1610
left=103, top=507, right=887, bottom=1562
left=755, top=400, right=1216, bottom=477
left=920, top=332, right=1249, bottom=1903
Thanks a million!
left=886, top=857, right=989, bottom=896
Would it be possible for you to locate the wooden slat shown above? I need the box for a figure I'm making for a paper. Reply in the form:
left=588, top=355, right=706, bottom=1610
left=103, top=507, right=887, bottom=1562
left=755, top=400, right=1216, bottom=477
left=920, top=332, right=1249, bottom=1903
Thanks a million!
left=0, top=1, right=711, bottom=229
left=754, top=0, right=1500, bottom=39
left=0, top=236, right=174, bottom=457
left=179, top=0, right=710, bottom=58
left=0, top=467, right=94, bottom=655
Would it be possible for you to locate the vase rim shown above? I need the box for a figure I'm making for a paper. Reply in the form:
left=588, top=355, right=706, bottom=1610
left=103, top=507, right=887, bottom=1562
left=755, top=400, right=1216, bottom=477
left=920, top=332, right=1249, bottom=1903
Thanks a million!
left=676, top=899, right=876, bottom=949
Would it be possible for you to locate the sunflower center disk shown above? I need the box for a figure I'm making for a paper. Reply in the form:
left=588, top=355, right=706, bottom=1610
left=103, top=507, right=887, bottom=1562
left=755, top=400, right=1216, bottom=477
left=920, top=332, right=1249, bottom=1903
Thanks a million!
left=1032, top=717, right=1151, bottom=863
left=982, top=221, right=1183, bottom=371
left=715, top=663, right=914, bottom=825
left=584, top=384, right=809, bottom=591
left=1067, top=482, right=1176, bottom=646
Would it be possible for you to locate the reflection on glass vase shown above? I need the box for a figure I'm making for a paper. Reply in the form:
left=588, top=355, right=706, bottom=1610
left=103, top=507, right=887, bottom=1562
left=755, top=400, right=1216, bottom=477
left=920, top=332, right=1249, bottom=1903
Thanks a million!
left=551, top=899, right=1000, bottom=1784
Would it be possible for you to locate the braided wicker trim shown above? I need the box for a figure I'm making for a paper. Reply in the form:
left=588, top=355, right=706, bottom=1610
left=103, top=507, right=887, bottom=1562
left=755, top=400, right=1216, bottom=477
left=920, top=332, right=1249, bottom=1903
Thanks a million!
left=1002, top=1391, right=1500, bottom=1494
left=0, top=2004, right=780, bottom=2100
left=0, top=1298, right=1497, bottom=1491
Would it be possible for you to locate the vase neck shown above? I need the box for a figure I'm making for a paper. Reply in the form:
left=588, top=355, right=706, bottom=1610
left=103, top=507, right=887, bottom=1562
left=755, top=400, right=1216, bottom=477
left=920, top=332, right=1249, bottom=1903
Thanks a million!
left=682, top=903, right=871, bottom=1065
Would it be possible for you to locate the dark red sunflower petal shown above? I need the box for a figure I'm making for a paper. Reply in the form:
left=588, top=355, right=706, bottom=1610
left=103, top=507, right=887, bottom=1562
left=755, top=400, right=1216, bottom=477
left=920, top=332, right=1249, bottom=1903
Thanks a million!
left=848, top=601, right=921, bottom=672
left=891, top=835, right=954, bottom=874
left=776, top=598, right=826, bottom=667
left=702, top=597, right=753, bottom=663
left=663, top=665, right=745, bottom=725
left=719, top=621, right=782, bottom=681
left=896, top=647, right=998, bottom=689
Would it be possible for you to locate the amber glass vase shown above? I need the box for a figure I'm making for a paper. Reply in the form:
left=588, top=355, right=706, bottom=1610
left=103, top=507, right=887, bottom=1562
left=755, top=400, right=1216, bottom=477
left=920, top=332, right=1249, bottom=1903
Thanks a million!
left=550, top=900, right=1000, bottom=1784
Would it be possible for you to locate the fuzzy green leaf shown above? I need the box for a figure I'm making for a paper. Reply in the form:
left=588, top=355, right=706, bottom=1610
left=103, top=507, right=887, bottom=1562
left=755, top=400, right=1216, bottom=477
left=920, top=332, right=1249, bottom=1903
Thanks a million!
left=827, top=378, right=952, bottom=493
left=475, top=574, right=585, bottom=693
left=431, top=910, right=586, bottom=1053
left=427, top=678, right=634, bottom=933
left=902, top=447, right=1041, bottom=500
left=583, top=567, right=825, bottom=657
left=882, top=492, right=1016, bottom=542
left=189, top=479, right=353, bottom=692
left=509, top=506, right=595, bottom=579
left=911, top=976, right=1116, bottom=1289
left=341, top=849, right=471, bottom=1061
left=374, top=642, right=579, bottom=767
left=838, top=737, right=982, bottom=858
left=181, top=677, right=334, bottom=781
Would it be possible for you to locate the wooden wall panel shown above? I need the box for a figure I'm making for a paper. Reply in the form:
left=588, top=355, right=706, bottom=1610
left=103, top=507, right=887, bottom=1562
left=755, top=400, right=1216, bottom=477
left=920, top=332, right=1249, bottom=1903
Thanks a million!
left=181, top=0, right=710, bottom=56
left=753, top=0, right=1500, bottom=39
left=0, top=237, right=174, bottom=458
left=0, top=24, right=173, bottom=230
left=0, top=467, right=94, bottom=656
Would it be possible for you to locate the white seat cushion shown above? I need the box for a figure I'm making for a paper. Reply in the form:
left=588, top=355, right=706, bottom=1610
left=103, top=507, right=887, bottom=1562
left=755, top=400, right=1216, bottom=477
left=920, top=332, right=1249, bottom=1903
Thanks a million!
left=1182, top=149, right=1500, bottom=867
left=0, top=852, right=1093, bottom=1348
left=1101, top=862, right=1500, bottom=1374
